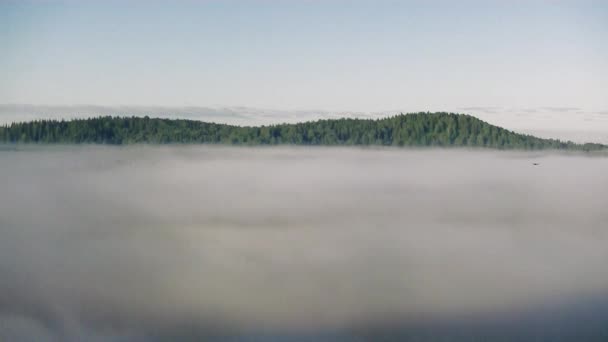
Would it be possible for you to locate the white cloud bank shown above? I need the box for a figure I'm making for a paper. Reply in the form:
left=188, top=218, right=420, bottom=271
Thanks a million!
left=1, top=147, right=608, bottom=340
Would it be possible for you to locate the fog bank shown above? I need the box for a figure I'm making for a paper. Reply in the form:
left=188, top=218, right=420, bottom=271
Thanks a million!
left=1, top=146, right=607, bottom=341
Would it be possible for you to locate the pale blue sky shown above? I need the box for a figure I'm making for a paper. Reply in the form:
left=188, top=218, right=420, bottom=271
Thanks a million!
left=1, top=1, right=607, bottom=113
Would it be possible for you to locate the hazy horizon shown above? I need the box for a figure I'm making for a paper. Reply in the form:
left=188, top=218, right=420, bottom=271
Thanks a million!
left=2, top=104, right=608, bottom=145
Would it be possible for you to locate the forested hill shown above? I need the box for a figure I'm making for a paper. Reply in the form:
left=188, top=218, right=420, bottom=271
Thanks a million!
left=0, top=112, right=604, bottom=150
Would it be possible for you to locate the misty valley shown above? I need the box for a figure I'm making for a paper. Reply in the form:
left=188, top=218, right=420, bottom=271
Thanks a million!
left=1, top=146, right=607, bottom=341
left=3, top=0, right=607, bottom=340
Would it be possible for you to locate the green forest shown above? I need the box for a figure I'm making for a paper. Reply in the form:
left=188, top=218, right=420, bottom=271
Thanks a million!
left=0, top=112, right=604, bottom=150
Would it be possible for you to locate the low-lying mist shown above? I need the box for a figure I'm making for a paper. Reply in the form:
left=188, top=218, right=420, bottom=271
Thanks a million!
left=1, top=146, right=607, bottom=341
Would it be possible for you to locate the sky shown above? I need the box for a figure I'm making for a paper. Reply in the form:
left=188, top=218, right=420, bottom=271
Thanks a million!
left=1, top=1, right=608, bottom=140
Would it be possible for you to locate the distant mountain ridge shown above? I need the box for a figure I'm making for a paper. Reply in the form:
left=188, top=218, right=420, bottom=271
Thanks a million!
left=0, top=112, right=605, bottom=151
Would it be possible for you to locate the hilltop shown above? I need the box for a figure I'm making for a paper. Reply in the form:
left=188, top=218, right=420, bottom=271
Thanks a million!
left=0, top=112, right=604, bottom=151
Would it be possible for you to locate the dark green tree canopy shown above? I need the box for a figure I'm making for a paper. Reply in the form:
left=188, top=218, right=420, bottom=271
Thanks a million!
left=0, top=112, right=604, bottom=151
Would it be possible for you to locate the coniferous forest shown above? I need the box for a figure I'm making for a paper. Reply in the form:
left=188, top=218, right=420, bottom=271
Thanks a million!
left=0, top=112, right=604, bottom=150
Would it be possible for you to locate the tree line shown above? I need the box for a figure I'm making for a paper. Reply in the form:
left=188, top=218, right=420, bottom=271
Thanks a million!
left=0, top=112, right=604, bottom=151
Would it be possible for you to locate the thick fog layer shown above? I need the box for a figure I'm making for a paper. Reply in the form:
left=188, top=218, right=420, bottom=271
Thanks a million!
left=1, top=146, right=607, bottom=341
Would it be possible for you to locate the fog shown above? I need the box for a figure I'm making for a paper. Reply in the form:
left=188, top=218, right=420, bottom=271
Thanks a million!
left=1, top=146, right=608, bottom=341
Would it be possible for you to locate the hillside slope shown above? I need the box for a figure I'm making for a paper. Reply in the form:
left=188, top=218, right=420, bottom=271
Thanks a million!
left=0, top=112, right=604, bottom=150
